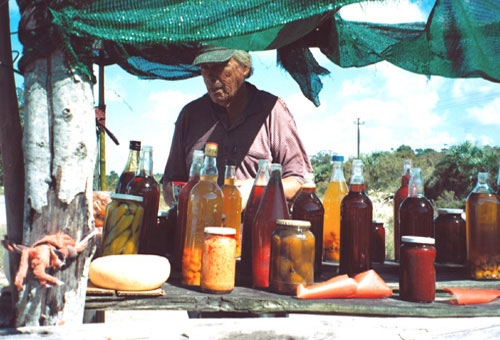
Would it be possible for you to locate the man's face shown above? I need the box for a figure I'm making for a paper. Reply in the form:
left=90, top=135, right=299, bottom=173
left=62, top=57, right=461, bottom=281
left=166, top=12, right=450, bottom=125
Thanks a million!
left=200, top=58, right=249, bottom=108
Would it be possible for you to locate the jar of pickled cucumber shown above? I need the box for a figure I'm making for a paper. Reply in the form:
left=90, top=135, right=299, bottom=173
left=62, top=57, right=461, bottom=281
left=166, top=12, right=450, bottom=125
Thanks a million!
left=101, top=194, right=144, bottom=256
left=269, top=219, right=315, bottom=295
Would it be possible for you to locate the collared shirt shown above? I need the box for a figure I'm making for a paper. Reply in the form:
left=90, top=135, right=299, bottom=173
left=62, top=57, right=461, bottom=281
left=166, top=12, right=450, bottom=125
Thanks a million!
left=162, top=82, right=312, bottom=186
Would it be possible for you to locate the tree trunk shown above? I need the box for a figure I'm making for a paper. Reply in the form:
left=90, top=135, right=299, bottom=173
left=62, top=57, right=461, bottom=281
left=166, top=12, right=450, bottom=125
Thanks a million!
left=0, top=1, right=25, bottom=327
left=18, top=49, right=96, bottom=326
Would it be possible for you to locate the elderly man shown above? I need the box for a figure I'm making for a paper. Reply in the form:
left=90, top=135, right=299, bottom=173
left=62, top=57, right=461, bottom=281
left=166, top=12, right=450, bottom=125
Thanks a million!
left=161, top=45, right=312, bottom=207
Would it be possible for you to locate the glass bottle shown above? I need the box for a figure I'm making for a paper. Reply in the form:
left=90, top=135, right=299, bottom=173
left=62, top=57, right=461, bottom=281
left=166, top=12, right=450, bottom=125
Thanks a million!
left=339, top=159, right=373, bottom=277
left=322, top=155, right=348, bottom=262
left=270, top=219, right=315, bottom=295
left=252, top=163, right=290, bottom=288
left=239, top=159, right=270, bottom=281
left=434, top=208, right=466, bottom=265
left=222, top=160, right=242, bottom=258
left=393, top=159, right=412, bottom=260
left=466, top=171, right=500, bottom=280
left=182, top=142, right=223, bottom=286
left=496, top=161, right=500, bottom=194
left=291, top=172, right=324, bottom=279
left=371, top=221, right=385, bottom=264
left=116, top=140, right=141, bottom=193
left=399, top=168, right=434, bottom=241
left=172, top=150, right=204, bottom=271
left=125, top=145, right=161, bottom=255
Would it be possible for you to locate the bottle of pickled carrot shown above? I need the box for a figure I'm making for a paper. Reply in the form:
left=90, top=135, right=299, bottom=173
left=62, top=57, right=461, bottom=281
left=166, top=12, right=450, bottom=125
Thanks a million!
left=222, top=160, right=242, bottom=258
left=252, top=163, right=290, bottom=288
left=393, top=159, right=412, bottom=260
left=239, top=160, right=270, bottom=280
left=182, top=143, right=223, bottom=286
left=322, top=155, right=348, bottom=262
left=339, top=159, right=373, bottom=277
left=172, top=150, right=204, bottom=271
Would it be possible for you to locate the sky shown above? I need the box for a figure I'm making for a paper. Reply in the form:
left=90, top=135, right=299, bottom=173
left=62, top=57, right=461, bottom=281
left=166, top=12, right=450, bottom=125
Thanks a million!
left=8, top=0, right=500, bottom=175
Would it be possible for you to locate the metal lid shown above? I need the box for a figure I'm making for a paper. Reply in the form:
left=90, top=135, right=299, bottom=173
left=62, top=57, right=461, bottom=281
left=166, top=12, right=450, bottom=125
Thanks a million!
left=275, top=219, right=311, bottom=228
left=204, top=227, right=236, bottom=235
left=331, top=155, right=344, bottom=162
left=129, top=140, right=141, bottom=150
left=437, top=208, right=464, bottom=215
left=401, top=236, right=435, bottom=245
left=110, top=193, right=144, bottom=203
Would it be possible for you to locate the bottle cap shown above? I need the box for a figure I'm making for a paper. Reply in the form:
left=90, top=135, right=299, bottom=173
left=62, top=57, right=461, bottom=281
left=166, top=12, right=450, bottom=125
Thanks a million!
left=204, top=142, right=218, bottom=157
left=129, top=140, right=141, bottom=150
left=204, top=227, right=236, bottom=235
left=332, top=155, right=344, bottom=162
left=275, top=219, right=311, bottom=228
left=401, top=236, right=435, bottom=245
left=110, top=193, right=144, bottom=203
left=437, top=208, right=464, bottom=215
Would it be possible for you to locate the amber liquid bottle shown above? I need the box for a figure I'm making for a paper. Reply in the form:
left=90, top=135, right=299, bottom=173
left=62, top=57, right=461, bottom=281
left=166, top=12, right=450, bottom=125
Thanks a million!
left=399, top=168, right=434, bottom=240
left=322, top=155, right=348, bottom=262
left=182, top=143, right=223, bottom=286
left=116, top=140, right=141, bottom=193
left=172, top=150, right=204, bottom=271
left=125, top=145, right=160, bottom=255
left=252, top=163, right=290, bottom=288
left=393, top=159, right=412, bottom=260
left=339, top=159, right=373, bottom=277
left=222, top=160, right=242, bottom=258
left=239, top=160, right=270, bottom=281
left=291, top=172, right=324, bottom=279
left=466, top=172, right=500, bottom=280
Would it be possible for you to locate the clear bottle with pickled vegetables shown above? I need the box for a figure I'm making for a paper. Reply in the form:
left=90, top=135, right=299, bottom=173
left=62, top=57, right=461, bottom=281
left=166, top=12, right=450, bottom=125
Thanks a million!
left=466, top=171, right=500, bottom=280
left=393, top=159, right=412, bottom=260
left=222, top=160, right=242, bottom=258
left=339, top=159, right=373, bottom=276
left=322, top=155, right=348, bottom=262
left=182, top=143, right=223, bottom=286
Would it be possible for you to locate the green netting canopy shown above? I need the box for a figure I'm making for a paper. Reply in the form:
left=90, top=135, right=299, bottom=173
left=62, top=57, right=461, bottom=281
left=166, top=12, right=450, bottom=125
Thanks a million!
left=16, top=0, right=500, bottom=106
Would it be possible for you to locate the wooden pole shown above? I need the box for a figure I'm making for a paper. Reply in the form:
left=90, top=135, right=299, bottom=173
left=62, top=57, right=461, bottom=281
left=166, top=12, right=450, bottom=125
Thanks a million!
left=98, top=63, right=106, bottom=190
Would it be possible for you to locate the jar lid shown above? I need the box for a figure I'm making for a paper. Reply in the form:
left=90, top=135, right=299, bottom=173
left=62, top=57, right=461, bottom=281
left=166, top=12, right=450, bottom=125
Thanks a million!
left=158, top=210, right=169, bottom=217
left=275, top=219, right=311, bottom=228
left=437, top=208, right=464, bottom=215
left=110, top=193, right=144, bottom=203
left=401, top=236, right=435, bottom=245
left=204, top=227, right=236, bottom=235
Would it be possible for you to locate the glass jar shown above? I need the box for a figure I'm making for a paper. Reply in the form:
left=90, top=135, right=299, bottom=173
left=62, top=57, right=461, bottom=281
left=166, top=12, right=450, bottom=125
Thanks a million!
left=399, top=236, right=436, bottom=303
left=269, top=219, right=315, bottom=295
left=200, top=227, right=237, bottom=294
left=101, top=193, right=144, bottom=256
left=434, top=208, right=466, bottom=265
left=371, top=221, right=385, bottom=264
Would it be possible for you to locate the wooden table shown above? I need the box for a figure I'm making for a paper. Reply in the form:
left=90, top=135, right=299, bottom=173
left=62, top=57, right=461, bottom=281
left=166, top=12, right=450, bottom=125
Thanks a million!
left=84, top=261, right=500, bottom=318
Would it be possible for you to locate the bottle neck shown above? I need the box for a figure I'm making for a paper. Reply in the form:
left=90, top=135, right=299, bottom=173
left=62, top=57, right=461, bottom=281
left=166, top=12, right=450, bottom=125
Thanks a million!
left=124, top=149, right=140, bottom=172
left=137, top=149, right=153, bottom=177
left=330, top=161, right=345, bottom=182
left=224, top=165, right=237, bottom=186
left=254, top=163, right=270, bottom=186
left=201, top=155, right=218, bottom=180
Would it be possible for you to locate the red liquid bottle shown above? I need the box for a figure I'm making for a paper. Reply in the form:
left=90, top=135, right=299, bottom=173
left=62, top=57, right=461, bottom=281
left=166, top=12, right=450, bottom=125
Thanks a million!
left=252, top=163, right=290, bottom=288
left=125, top=145, right=161, bottom=255
left=339, top=159, right=373, bottom=277
left=172, top=150, right=204, bottom=270
left=116, top=140, right=141, bottom=193
left=399, top=167, right=434, bottom=240
left=291, top=172, right=324, bottom=280
left=393, top=159, right=412, bottom=261
left=239, top=160, right=270, bottom=282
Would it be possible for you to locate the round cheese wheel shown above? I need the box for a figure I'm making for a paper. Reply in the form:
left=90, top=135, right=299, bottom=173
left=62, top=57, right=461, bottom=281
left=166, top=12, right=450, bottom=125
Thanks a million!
left=89, top=254, right=170, bottom=291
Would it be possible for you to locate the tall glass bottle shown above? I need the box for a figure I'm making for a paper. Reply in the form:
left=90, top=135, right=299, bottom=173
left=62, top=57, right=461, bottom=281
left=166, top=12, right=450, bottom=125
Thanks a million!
left=172, top=150, right=204, bottom=271
left=399, top=168, right=434, bottom=240
left=322, top=155, right=348, bottom=262
left=339, top=159, right=373, bottom=276
left=291, top=172, right=324, bottom=279
left=222, top=160, right=242, bottom=258
left=393, top=159, right=412, bottom=260
left=239, top=160, right=270, bottom=280
left=182, top=143, right=223, bottom=286
left=252, top=163, right=290, bottom=288
left=466, top=171, right=500, bottom=280
left=116, top=140, right=141, bottom=193
left=125, top=145, right=160, bottom=255
left=496, top=161, right=500, bottom=194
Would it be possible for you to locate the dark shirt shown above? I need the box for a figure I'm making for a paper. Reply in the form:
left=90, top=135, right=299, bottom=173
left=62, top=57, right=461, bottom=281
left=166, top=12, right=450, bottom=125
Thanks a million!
left=162, top=82, right=312, bottom=186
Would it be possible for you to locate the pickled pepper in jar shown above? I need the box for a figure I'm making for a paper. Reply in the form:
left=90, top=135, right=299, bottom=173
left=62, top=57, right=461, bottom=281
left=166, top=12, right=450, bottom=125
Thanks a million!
left=270, top=219, right=315, bottom=295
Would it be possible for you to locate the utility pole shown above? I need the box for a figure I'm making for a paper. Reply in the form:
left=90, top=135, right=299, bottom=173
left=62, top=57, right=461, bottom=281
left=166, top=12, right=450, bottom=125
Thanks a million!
left=354, top=117, right=365, bottom=158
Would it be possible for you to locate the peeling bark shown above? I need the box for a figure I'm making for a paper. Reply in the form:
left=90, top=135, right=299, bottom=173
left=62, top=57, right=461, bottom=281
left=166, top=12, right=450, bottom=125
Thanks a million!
left=19, top=49, right=97, bottom=327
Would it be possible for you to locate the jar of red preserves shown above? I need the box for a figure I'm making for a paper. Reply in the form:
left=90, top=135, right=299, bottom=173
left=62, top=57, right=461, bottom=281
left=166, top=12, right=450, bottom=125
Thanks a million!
left=200, top=227, right=237, bottom=294
left=434, top=208, right=466, bottom=265
left=371, top=221, right=385, bottom=264
left=269, top=219, right=315, bottom=295
left=399, top=236, right=436, bottom=303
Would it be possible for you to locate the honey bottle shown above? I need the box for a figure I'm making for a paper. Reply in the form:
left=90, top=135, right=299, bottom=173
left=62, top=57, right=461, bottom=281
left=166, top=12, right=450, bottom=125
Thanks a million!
left=393, top=159, right=412, bottom=260
left=221, top=159, right=242, bottom=257
left=182, top=143, right=223, bottom=286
